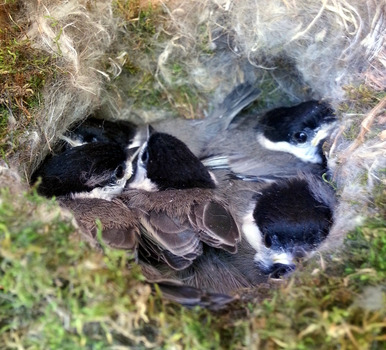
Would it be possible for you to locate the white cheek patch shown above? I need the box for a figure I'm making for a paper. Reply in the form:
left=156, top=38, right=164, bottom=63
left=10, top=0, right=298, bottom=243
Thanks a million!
left=128, top=163, right=158, bottom=192
left=126, top=141, right=158, bottom=192
left=241, top=210, right=264, bottom=253
left=241, top=211, right=273, bottom=269
left=257, top=134, right=322, bottom=164
left=242, top=210, right=296, bottom=271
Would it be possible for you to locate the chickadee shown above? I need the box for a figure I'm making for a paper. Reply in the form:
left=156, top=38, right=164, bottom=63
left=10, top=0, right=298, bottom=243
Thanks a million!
left=202, top=100, right=337, bottom=179
left=120, top=132, right=336, bottom=293
left=149, top=171, right=336, bottom=294
left=222, top=172, right=337, bottom=279
left=119, top=132, right=241, bottom=271
left=31, top=142, right=137, bottom=198
left=54, top=131, right=243, bottom=302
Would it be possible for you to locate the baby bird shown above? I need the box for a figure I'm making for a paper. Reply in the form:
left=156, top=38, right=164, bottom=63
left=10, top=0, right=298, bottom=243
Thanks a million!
left=120, top=132, right=241, bottom=271
left=202, top=100, right=337, bottom=179
left=60, top=116, right=141, bottom=151
left=120, top=132, right=336, bottom=293
left=222, top=172, right=336, bottom=279
left=31, top=142, right=132, bottom=198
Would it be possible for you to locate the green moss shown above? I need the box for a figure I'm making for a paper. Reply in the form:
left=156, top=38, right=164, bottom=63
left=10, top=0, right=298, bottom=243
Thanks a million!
left=196, top=24, right=215, bottom=56
left=3, top=185, right=383, bottom=349
left=343, top=85, right=386, bottom=112
left=1, top=170, right=385, bottom=349
left=373, top=178, right=386, bottom=211
left=0, top=188, right=154, bottom=348
left=344, top=216, right=386, bottom=280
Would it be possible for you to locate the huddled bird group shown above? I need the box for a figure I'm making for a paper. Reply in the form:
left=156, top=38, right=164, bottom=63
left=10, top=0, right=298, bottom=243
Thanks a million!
left=31, top=83, right=337, bottom=309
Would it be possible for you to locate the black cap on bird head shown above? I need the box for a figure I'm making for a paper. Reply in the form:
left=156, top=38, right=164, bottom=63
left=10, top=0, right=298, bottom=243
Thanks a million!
left=258, top=100, right=336, bottom=145
left=143, top=132, right=216, bottom=190
left=240, top=175, right=336, bottom=278
left=253, top=177, right=334, bottom=252
left=255, top=101, right=336, bottom=164
left=31, top=142, right=128, bottom=197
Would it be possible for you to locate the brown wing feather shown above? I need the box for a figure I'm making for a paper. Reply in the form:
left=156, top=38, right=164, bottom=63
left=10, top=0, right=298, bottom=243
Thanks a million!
left=118, top=189, right=239, bottom=270
left=192, top=200, right=240, bottom=253
left=137, top=210, right=203, bottom=269
left=154, top=281, right=235, bottom=310
left=59, top=197, right=139, bottom=250
left=137, top=232, right=199, bottom=270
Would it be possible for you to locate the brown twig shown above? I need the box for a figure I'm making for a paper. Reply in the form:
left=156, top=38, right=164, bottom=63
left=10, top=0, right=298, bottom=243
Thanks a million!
left=347, top=96, right=386, bottom=153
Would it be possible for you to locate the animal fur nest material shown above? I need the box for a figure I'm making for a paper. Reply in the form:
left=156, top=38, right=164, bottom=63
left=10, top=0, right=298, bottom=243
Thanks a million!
left=4, top=0, right=385, bottom=270
left=20, top=0, right=118, bottom=171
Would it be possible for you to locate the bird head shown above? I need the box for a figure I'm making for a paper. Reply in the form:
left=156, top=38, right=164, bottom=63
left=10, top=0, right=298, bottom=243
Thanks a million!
left=241, top=175, right=335, bottom=278
left=129, top=132, right=216, bottom=191
left=256, top=101, right=336, bottom=164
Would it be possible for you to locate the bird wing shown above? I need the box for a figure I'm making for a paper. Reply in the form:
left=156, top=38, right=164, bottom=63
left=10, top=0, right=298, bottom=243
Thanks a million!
left=59, top=197, right=139, bottom=250
left=137, top=209, right=203, bottom=270
left=190, top=200, right=241, bottom=253
left=203, top=151, right=324, bottom=180
left=153, top=281, right=235, bottom=310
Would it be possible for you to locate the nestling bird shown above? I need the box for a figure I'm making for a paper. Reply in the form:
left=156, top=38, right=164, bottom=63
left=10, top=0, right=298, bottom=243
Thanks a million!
left=221, top=172, right=337, bottom=279
left=120, top=132, right=241, bottom=271
left=202, top=100, right=337, bottom=179
left=31, top=141, right=139, bottom=199
left=155, top=170, right=336, bottom=293
left=150, top=83, right=336, bottom=179
left=118, top=132, right=336, bottom=296
left=30, top=94, right=337, bottom=306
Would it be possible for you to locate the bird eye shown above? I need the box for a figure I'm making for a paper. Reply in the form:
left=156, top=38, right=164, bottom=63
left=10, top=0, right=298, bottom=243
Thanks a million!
left=293, top=131, right=307, bottom=143
left=114, top=165, right=125, bottom=179
left=141, top=148, right=149, bottom=164
left=264, top=234, right=272, bottom=248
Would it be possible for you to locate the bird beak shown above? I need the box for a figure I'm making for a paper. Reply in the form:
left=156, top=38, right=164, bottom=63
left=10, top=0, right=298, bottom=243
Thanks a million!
left=147, top=125, right=155, bottom=140
left=311, top=122, right=336, bottom=146
left=124, top=147, right=142, bottom=181
left=59, top=134, right=84, bottom=148
left=271, top=252, right=294, bottom=266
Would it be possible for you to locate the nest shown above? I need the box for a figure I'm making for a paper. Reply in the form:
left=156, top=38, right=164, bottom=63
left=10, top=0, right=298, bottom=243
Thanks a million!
left=4, top=0, right=382, bottom=244
left=0, top=0, right=385, bottom=346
